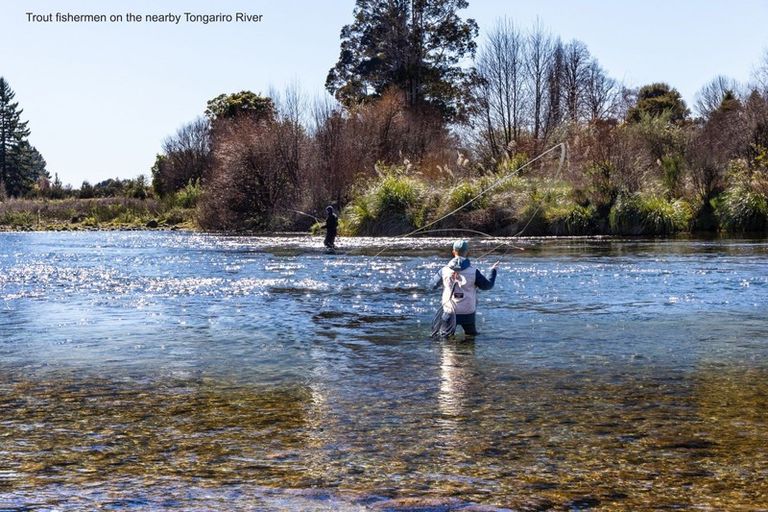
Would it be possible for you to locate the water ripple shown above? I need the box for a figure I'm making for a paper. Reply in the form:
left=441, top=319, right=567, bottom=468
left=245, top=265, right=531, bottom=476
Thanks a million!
left=1, top=232, right=768, bottom=510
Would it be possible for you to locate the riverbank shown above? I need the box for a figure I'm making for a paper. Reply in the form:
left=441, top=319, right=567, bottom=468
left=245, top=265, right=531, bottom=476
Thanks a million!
left=0, top=197, right=196, bottom=232
left=3, top=185, right=768, bottom=238
left=336, top=165, right=768, bottom=238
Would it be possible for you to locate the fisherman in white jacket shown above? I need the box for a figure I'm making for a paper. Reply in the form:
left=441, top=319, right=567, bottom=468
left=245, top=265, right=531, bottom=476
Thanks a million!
left=431, top=240, right=499, bottom=337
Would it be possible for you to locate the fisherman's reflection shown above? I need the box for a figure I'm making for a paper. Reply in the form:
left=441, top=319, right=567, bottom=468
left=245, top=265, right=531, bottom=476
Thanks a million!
left=437, top=339, right=477, bottom=449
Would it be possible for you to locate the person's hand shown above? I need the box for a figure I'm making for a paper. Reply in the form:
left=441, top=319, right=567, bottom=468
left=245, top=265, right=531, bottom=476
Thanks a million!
left=491, top=261, right=500, bottom=271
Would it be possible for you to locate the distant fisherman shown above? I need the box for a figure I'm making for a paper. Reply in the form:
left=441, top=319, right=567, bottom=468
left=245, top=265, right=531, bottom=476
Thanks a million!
left=321, top=205, right=338, bottom=251
left=431, top=240, right=498, bottom=337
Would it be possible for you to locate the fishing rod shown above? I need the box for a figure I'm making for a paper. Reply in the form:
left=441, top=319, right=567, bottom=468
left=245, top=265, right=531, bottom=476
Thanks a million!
left=413, top=228, right=527, bottom=253
left=314, top=142, right=566, bottom=263
left=423, top=143, right=567, bottom=338
left=444, top=143, right=567, bottom=264
left=406, top=143, right=565, bottom=238
left=289, top=209, right=322, bottom=223
left=368, top=142, right=567, bottom=259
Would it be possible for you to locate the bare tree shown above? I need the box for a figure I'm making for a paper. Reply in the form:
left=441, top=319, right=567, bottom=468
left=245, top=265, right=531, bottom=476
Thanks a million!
left=270, top=81, right=309, bottom=129
left=306, top=87, right=456, bottom=210
left=744, top=89, right=768, bottom=163
left=154, top=117, right=212, bottom=196
left=308, top=95, right=362, bottom=209
left=753, top=48, right=768, bottom=94
left=525, top=22, right=554, bottom=145
left=544, top=39, right=565, bottom=139
left=584, top=61, right=620, bottom=121
left=473, top=18, right=621, bottom=161
left=694, top=75, right=740, bottom=119
left=475, top=17, right=526, bottom=158
left=689, top=94, right=748, bottom=198
left=616, top=86, right=638, bottom=121
left=271, top=82, right=309, bottom=198
left=561, top=40, right=591, bottom=122
left=199, top=96, right=306, bottom=230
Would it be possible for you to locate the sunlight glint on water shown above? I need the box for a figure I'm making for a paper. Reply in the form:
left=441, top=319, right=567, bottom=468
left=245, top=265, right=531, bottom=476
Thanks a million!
left=1, top=231, right=767, bottom=510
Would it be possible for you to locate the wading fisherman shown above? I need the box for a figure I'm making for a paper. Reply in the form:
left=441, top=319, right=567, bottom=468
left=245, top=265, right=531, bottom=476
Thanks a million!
left=431, top=240, right=499, bottom=337
left=321, top=205, right=338, bottom=251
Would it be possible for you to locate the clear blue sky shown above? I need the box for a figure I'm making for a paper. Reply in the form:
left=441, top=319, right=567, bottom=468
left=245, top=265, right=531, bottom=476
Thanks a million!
left=2, top=0, right=767, bottom=187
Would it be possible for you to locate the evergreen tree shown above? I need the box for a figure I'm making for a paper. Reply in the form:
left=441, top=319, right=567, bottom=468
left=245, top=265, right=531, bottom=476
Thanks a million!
left=0, top=77, right=47, bottom=197
left=5, top=141, right=48, bottom=196
left=205, top=91, right=275, bottom=122
left=326, top=0, right=478, bottom=122
left=626, top=82, right=689, bottom=124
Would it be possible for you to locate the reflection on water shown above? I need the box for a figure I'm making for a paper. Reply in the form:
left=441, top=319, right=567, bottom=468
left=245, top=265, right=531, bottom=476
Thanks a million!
left=1, top=232, right=767, bottom=510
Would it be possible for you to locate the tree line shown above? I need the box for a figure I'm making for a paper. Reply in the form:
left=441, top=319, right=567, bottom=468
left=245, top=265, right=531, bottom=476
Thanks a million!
left=4, top=0, right=768, bottom=235
left=148, top=0, right=767, bottom=234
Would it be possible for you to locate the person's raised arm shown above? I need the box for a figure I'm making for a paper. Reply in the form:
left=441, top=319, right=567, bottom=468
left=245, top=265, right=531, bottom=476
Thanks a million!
left=429, top=269, right=443, bottom=290
left=475, top=262, right=498, bottom=290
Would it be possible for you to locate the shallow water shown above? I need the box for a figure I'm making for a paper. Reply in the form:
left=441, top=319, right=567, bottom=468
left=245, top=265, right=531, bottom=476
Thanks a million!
left=1, top=232, right=767, bottom=510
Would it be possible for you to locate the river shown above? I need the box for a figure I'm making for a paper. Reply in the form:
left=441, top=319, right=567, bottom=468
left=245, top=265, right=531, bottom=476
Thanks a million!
left=0, top=231, right=767, bottom=510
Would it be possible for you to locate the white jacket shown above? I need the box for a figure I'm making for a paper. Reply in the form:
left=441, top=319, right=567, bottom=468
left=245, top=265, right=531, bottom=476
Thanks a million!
left=439, top=265, right=479, bottom=315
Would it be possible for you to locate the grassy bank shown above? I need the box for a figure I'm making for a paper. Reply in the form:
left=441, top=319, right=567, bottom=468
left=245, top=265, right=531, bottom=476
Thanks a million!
left=4, top=169, right=767, bottom=238
left=335, top=164, right=768, bottom=238
left=0, top=197, right=196, bottom=231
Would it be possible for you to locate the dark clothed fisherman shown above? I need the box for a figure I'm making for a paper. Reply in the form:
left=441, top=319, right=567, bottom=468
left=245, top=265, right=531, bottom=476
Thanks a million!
left=322, top=206, right=338, bottom=250
left=430, top=240, right=498, bottom=337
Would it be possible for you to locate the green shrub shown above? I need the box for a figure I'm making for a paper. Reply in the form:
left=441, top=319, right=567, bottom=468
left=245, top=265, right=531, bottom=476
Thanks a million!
left=160, top=207, right=192, bottom=226
left=411, top=192, right=441, bottom=230
left=172, top=179, right=202, bottom=209
left=609, top=194, right=690, bottom=235
left=309, top=221, right=322, bottom=235
left=111, top=210, right=142, bottom=225
left=609, top=195, right=644, bottom=235
left=502, top=181, right=583, bottom=236
left=661, top=155, right=684, bottom=197
left=498, top=152, right=530, bottom=176
left=713, top=186, right=768, bottom=233
left=342, top=196, right=376, bottom=235
left=84, top=199, right=157, bottom=225
left=548, top=204, right=597, bottom=235
left=0, top=198, right=164, bottom=230
left=514, top=191, right=548, bottom=235
left=584, top=161, right=617, bottom=209
left=89, top=203, right=123, bottom=223
left=446, top=181, right=488, bottom=212
left=672, top=199, right=694, bottom=230
left=491, top=173, right=527, bottom=197
left=0, top=211, right=35, bottom=227
left=341, top=167, right=425, bottom=236
left=641, top=196, right=679, bottom=235
left=81, top=216, right=99, bottom=227
left=373, top=173, right=422, bottom=213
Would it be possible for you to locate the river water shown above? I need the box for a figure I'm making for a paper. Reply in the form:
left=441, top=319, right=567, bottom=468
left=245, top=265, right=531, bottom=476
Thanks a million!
left=0, top=231, right=767, bottom=511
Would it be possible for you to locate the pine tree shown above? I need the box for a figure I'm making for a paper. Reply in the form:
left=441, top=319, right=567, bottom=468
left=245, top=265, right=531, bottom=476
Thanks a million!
left=0, top=77, right=47, bottom=197
left=626, top=83, right=689, bottom=124
left=326, top=0, right=478, bottom=122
